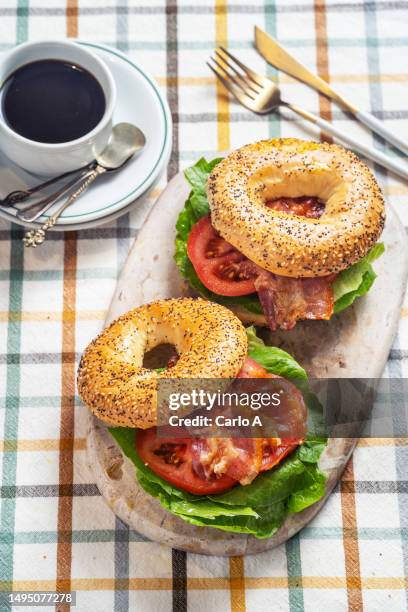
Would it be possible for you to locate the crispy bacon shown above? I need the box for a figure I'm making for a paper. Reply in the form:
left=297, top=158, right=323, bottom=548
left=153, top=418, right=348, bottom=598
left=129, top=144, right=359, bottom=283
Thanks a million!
left=236, top=259, right=335, bottom=331
left=191, top=438, right=263, bottom=485
left=254, top=196, right=334, bottom=330
left=255, top=270, right=335, bottom=331
left=190, top=362, right=306, bottom=486
left=191, top=437, right=300, bottom=485
left=201, top=196, right=336, bottom=330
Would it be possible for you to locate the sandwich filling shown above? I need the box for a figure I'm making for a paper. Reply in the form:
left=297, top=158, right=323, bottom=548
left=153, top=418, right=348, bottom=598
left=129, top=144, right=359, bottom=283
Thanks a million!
left=135, top=356, right=306, bottom=495
left=110, top=327, right=328, bottom=539
left=187, top=205, right=336, bottom=331
left=176, top=157, right=384, bottom=331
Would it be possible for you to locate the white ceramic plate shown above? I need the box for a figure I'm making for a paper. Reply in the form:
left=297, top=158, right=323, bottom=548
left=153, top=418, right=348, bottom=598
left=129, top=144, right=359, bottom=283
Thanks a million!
left=0, top=41, right=172, bottom=230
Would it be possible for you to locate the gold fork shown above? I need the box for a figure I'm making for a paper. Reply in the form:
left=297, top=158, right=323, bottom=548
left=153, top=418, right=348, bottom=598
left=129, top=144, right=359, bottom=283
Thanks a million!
left=207, top=47, right=408, bottom=181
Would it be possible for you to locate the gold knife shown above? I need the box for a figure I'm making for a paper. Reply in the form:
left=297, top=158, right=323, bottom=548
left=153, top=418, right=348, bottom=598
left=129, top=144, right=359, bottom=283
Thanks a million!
left=254, top=25, right=408, bottom=156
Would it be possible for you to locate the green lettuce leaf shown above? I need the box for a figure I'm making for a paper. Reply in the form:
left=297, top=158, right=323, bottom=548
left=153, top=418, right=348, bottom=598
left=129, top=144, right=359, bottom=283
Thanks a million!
left=175, top=157, right=384, bottom=318
left=246, top=326, right=307, bottom=383
left=109, top=329, right=328, bottom=538
left=207, top=453, right=306, bottom=507
left=175, top=501, right=287, bottom=538
left=287, top=463, right=326, bottom=513
left=297, top=439, right=327, bottom=463
left=246, top=325, right=326, bottom=436
left=333, top=243, right=384, bottom=313
left=169, top=499, right=258, bottom=519
left=184, top=157, right=223, bottom=194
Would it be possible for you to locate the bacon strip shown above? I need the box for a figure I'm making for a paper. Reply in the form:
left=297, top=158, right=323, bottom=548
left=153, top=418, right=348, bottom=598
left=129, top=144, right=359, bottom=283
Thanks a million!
left=255, top=270, right=335, bottom=331
left=249, top=197, right=334, bottom=330
left=191, top=437, right=301, bottom=485
left=237, top=258, right=335, bottom=331
left=203, top=195, right=335, bottom=330
left=191, top=438, right=263, bottom=485
left=190, top=363, right=306, bottom=486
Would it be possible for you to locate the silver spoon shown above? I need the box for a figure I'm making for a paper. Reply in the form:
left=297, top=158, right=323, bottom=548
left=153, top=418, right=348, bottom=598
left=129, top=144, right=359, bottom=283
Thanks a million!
left=17, top=165, right=97, bottom=223
left=19, top=123, right=146, bottom=224
left=1, top=164, right=92, bottom=208
left=22, top=123, right=146, bottom=247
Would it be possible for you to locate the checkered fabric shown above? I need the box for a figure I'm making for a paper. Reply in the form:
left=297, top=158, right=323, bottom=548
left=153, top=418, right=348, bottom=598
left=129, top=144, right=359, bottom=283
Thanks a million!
left=0, top=1, right=407, bottom=611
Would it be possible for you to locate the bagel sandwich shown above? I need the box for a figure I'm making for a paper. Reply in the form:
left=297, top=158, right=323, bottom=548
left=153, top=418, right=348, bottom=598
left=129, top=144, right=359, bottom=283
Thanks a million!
left=78, top=298, right=327, bottom=538
left=175, top=139, right=385, bottom=331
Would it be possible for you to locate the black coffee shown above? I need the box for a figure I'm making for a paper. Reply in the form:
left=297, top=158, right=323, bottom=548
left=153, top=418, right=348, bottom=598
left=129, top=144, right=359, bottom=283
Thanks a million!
left=1, top=59, right=106, bottom=144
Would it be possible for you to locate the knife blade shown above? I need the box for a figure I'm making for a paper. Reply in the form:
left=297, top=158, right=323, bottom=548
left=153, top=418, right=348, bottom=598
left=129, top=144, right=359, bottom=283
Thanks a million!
left=254, top=25, right=408, bottom=156
left=254, top=25, right=357, bottom=113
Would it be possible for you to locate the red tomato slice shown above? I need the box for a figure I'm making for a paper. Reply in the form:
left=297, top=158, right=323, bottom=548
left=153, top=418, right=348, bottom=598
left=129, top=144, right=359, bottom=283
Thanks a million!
left=187, top=215, right=256, bottom=296
left=135, top=427, right=237, bottom=495
left=260, top=442, right=298, bottom=472
left=237, top=357, right=273, bottom=379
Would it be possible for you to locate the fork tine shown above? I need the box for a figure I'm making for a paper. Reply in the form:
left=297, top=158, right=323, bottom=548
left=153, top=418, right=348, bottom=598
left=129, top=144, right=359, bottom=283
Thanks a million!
left=209, top=56, right=249, bottom=97
left=207, top=61, right=255, bottom=109
left=214, top=49, right=260, bottom=94
left=218, top=46, right=266, bottom=88
left=208, top=57, right=256, bottom=101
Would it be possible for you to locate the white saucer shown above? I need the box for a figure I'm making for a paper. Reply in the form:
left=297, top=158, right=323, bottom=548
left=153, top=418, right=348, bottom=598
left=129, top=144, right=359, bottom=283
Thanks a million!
left=0, top=41, right=172, bottom=230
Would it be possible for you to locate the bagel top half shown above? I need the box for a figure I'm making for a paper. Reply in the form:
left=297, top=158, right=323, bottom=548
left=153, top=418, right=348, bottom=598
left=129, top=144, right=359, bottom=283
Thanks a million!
left=77, top=298, right=248, bottom=428
left=207, top=138, right=385, bottom=278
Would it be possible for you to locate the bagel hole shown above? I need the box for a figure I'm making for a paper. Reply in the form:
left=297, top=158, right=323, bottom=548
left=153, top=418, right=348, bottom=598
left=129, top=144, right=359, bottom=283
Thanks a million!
left=143, top=343, right=179, bottom=370
left=265, top=196, right=325, bottom=219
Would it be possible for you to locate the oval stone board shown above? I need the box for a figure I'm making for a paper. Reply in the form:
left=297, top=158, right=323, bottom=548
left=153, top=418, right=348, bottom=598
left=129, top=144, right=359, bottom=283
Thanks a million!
left=87, top=170, right=408, bottom=555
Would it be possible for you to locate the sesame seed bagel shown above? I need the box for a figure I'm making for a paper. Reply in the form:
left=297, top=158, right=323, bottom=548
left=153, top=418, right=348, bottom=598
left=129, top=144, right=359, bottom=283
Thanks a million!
left=77, top=298, right=248, bottom=428
left=207, top=138, right=385, bottom=277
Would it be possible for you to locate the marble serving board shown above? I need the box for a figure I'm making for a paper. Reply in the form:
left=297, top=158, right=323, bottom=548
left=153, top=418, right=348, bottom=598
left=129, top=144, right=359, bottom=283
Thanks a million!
left=87, top=170, right=408, bottom=556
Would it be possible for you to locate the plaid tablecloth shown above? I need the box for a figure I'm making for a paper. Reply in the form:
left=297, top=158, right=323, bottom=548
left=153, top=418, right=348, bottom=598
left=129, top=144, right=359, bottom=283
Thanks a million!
left=0, top=1, right=407, bottom=611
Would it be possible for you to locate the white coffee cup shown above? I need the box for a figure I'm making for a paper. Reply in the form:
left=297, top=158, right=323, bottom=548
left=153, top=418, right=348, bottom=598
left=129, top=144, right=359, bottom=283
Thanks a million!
left=0, top=40, right=116, bottom=176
